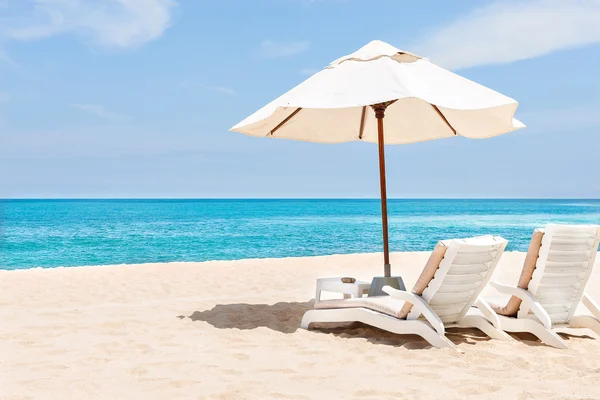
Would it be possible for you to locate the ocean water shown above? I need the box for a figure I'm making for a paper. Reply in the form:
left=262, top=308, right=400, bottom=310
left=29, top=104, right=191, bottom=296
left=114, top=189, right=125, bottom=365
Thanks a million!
left=1, top=199, right=599, bottom=270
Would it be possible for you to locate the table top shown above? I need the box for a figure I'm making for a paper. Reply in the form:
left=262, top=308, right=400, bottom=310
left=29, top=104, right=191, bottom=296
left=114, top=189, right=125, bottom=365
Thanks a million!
left=317, top=277, right=371, bottom=286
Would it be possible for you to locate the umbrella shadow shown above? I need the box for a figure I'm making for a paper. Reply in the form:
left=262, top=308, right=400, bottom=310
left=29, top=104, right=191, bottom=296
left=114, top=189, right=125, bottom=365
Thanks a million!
left=181, top=301, right=314, bottom=334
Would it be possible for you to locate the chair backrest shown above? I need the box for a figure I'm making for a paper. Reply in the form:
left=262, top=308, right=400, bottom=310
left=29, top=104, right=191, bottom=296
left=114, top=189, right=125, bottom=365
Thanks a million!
left=407, top=236, right=508, bottom=324
left=518, top=224, right=600, bottom=324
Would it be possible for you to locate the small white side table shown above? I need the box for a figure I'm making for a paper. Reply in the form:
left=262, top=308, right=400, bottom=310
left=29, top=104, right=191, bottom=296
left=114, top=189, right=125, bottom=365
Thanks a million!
left=314, top=277, right=371, bottom=304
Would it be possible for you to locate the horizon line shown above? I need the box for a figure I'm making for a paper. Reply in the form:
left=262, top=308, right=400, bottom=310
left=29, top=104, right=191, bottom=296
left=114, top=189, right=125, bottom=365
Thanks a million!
left=2, top=197, right=600, bottom=201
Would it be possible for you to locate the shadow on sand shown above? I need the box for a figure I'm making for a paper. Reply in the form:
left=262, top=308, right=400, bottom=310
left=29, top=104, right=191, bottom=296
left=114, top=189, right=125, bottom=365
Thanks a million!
left=178, top=301, right=502, bottom=349
left=181, top=302, right=600, bottom=349
left=180, top=301, right=314, bottom=334
left=510, top=331, right=597, bottom=347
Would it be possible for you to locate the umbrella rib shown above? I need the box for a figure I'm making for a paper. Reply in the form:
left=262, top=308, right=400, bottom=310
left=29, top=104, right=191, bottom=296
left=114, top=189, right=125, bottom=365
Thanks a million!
left=431, top=104, right=457, bottom=135
left=268, top=107, right=302, bottom=136
left=358, top=106, right=367, bottom=139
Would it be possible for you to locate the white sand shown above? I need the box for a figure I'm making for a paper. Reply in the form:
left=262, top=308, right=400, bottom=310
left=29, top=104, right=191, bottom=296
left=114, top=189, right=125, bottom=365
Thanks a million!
left=1, top=251, right=600, bottom=400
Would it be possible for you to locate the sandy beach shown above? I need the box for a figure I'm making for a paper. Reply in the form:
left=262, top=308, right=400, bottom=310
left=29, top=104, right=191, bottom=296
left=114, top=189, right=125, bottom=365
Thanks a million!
left=2, top=251, right=600, bottom=400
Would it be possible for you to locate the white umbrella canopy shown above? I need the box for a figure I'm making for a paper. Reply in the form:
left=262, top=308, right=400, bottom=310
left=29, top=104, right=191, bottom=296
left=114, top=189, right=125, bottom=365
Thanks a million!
left=230, top=40, right=524, bottom=289
left=231, top=40, right=524, bottom=143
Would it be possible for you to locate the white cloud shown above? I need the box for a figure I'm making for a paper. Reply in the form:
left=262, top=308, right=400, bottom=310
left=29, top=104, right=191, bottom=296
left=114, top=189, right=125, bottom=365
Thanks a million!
left=0, top=91, right=9, bottom=102
left=260, top=39, right=309, bottom=58
left=197, top=84, right=237, bottom=96
left=71, top=103, right=131, bottom=121
left=4, top=0, right=177, bottom=49
left=414, top=0, right=600, bottom=70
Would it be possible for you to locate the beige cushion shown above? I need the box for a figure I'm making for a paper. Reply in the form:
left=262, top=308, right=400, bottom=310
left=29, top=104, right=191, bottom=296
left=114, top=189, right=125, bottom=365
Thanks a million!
left=313, top=241, right=448, bottom=319
left=314, top=296, right=408, bottom=319
left=491, top=229, right=544, bottom=317
left=399, top=241, right=448, bottom=316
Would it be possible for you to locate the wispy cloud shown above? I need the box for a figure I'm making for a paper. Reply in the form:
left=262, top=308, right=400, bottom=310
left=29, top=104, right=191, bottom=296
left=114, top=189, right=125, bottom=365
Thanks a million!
left=287, top=0, right=351, bottom=5
left=0, top=49, right=17, bottom=66
left=414, top=0, right=600, bottom=70
left=299, top=67, right=319, bottom=76
left=178, top=82, right=237, bottom=96
left=3, top=0, right=177, bottom=49
left=0, top=91, right=9, bottom=103
left=0, top=127, right=234, bottom=160
left=197, top=84, right=237, bottom=96
left=71, top=103, right=131, bottom=121
left=517, top=103, right=600, bottom=134
left=260, top=39, right=309, bottom=58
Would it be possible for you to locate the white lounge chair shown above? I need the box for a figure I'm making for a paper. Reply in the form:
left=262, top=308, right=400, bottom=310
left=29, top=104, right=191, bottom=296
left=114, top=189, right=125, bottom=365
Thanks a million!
left=476, top=224, right=600, bottom=349
left=301, top=236, right=510, bottom=350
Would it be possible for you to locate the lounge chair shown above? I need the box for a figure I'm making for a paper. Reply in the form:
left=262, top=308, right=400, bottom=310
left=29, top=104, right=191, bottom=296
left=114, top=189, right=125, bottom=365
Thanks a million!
left=301, top=235, right=510, bottom=349
left=476, top=224, right=600, bottom=349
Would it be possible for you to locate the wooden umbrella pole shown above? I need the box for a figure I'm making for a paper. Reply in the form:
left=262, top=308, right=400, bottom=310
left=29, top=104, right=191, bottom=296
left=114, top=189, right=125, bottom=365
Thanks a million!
left=372, top=102, right=393, bottom=277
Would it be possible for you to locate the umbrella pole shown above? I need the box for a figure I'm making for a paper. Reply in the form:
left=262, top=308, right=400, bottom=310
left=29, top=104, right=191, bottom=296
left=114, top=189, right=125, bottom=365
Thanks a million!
left=367, top=102, right=406, bottom=297
left=373, top=103, right=391, bottom=277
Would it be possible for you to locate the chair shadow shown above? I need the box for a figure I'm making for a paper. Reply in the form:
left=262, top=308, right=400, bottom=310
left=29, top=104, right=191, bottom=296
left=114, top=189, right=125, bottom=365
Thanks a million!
left=311, top=323, right=492, bottom=349
left=558, top=332, right=597, bottom=341
left=179, top=301, right=492, bottom=349
left=508, top=331, right=598, bottom=347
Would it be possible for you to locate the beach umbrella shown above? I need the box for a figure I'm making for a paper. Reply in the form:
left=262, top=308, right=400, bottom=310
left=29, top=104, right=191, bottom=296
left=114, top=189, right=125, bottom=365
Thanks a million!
left=230, top=40, right=524, bottom=295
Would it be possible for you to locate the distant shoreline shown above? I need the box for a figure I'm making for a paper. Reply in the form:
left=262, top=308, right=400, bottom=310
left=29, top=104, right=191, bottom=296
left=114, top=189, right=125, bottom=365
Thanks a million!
left=0, top=250, right=488, bottom=272
left=4, top=250, right=600, bottom=272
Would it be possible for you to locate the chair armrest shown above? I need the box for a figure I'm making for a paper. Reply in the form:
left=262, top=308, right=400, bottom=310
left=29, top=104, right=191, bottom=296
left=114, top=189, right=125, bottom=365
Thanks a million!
left=489, top=281, right=552, bottom=328
left=474, top=297, right=501, bottom=328
left=583, top=293, right=600, bottom=320
left=382, top=286, right=445, bottom=336
left=490, top=281, right=536, bottom=301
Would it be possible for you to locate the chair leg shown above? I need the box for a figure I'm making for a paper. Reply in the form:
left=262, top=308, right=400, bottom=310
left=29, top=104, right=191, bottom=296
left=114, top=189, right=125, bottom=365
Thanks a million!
left=490, top=314, right=570, bottom=349
left=407, top=321, right=459, bottom=350
left=529, top=323, right=569, bottom=349
left=459, top=314, right=514, bottom=341
left=569, top=315, right=600, bottom=337
left=583, top=293, right=600, bottom=320
left=501, top=317, right=569, bottom=349
left=300, top=309, right=459, bottom=351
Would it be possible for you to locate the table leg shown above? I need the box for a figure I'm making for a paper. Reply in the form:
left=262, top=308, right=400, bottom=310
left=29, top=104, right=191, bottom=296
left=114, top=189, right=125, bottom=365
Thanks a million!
left=315, top=282, right=322, bottom=305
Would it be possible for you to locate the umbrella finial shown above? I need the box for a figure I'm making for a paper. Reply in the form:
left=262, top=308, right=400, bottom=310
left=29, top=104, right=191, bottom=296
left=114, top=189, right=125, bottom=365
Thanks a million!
left=371, top=100, right=397, bottom=119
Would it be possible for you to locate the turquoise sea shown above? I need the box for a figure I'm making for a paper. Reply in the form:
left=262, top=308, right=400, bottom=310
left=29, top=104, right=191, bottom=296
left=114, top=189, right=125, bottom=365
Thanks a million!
left=1, top=199, right=599, bottom=270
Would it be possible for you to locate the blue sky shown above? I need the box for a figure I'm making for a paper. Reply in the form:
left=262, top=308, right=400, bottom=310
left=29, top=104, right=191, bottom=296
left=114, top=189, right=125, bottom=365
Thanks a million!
left=1, top=0, right=599, bottom=198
